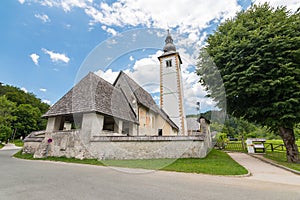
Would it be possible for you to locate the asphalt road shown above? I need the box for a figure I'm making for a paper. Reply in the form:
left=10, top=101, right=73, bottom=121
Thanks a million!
left=0, top=149, right=299, bottom=200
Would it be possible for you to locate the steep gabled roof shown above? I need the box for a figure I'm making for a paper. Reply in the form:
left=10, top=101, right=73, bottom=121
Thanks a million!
left=43, top=72, right=137, bottom=123
left=113, top=71, right=157, bottom=111
left=114, top=71, right=178, bottom=130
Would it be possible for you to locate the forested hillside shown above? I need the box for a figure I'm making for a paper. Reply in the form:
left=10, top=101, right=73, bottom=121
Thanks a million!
left=0, top=83, right=50, bottom=142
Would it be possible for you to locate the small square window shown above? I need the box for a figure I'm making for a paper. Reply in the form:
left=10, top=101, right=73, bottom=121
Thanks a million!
left=166, top=60, right=172, bottom=67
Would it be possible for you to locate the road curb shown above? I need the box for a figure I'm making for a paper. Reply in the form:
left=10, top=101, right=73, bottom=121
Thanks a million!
left=249, top=154, right=300, bottom=176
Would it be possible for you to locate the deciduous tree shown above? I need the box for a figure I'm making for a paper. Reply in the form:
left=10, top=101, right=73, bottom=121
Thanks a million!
left=197, top=4, right=300, bottom=162
left=0, top=96, right=16, bottom=142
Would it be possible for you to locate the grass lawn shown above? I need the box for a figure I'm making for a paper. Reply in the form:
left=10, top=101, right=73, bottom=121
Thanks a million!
left=265, top=139, right=300, bottom=148
left=14, top=149, right=248, bottom=176
left=0, top=143, right=4, bottom=149
left=265, top=153, right=300, bottom=172
left=224, top=141, right=247, bottom=152
left=13, top=139, right=24, bottom=147
left=264, top=139, right=300, bottom=172
left=162, top=150, right=248, bottom=175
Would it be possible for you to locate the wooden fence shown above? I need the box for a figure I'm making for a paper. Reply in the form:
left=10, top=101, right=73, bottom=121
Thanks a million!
left=223, top=141, right=300, bottom=160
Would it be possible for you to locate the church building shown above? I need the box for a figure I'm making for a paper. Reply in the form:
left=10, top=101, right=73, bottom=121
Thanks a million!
left=23, top=31, right=212, bottom=160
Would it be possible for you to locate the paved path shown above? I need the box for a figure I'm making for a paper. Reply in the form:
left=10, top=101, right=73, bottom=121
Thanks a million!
left=0, top=143, right=22, bottom=151
left=228, top=152, right=300, bottom=186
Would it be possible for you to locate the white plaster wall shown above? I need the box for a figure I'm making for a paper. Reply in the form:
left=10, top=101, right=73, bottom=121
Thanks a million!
left=160, top=55, right=185, bottom=134
left=46, top=116, right=62, bottom=132
left=162, top=74, right=178, bottom=93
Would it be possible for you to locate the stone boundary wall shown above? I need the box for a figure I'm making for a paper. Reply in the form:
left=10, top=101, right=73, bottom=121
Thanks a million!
left=90, top=139, right=208, bottom=160
left=91, top=135, right=205, bottom=142
left=24, top=130, right=211, bottom=160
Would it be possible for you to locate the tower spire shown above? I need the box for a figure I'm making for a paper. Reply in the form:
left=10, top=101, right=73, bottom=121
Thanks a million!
left=163, top=30, right=176, bottom=52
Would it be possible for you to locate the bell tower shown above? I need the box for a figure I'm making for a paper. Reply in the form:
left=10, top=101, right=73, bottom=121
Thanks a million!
left=158, top=30, right=187, bottom=135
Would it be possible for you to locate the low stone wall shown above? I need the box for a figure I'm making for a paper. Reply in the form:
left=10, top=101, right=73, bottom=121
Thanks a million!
left=90, top=140, right=207, bottom=160
left=23, top=131, right=45, bottom=154
left=33, top=130, right=92, bottom=159
left=24, top=130, right=211, bottom=160
left=23, top=141, right=42, bottom=154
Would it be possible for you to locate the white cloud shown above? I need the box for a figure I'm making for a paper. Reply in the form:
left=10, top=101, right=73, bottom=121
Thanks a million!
left=33, top=0, right=300, bottom=44
left=40, top=88, right=47, bottom=92
left=42, top=48, right=70, bottom=64
left=95, top=50, right=216, bottom=114
left=34, top=0, right=240, bottom=37
left=21, top=87, right=28, bottom=93
left=18, top=0, right=25, bottom=4
left=101, top=25, right=118, bottom=36
left=42, top=99, right=51, bottom=105
left=34, top=13, right=51, bottom=23
left=91, top=0, right=241, bottom=35
left=106, top=27, right=118, bottom=36
left=65, top=24, right=72, bottom=29
left=94, top=69, right=120, bottom=84
left=129, top=56, right=134, bottom=61
left=38, top=0, right=88, bottom=12
left=95, top=52, right=161, bottom=92
left=252, top=0, right=300, bottom=12
left=29, top=53, right=39, bottom=65
left=127, top=51, right=162, bottom=93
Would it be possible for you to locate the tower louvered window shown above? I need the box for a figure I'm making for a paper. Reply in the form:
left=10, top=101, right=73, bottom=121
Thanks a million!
left=166, top=60, right=172, bottom=67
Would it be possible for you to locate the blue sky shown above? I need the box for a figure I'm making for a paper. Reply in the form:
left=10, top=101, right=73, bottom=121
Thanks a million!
left=0, top=0, right=299, bottom=114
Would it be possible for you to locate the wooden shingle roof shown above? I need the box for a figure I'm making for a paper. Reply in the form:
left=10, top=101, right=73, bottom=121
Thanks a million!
left=43, top=72, right=138, bottom=123
left=114, top=71, right=178, bottom=130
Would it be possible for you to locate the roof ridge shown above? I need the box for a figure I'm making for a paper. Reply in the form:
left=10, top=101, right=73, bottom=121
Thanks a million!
left=117, top=71, right=155, bottom=105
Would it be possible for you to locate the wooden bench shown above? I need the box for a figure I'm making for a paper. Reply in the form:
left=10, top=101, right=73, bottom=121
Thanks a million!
left=252, top=138, right=266, bottom=153
left=253, top=143, right=265, bottom=153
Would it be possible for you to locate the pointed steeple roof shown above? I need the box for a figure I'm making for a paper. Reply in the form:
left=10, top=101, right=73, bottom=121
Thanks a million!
left=163, top=29, right=176, bottom=52
left=158, top=30, right=182, bottom=64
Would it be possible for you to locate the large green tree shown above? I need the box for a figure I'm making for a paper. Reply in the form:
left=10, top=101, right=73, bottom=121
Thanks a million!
left=0, top=83, right=50, bottom=139
left=0, top=96, right=17, bottom=142
left=197, top=4, right=300, bottom=162
left=14, top=104, right=42, bottom=138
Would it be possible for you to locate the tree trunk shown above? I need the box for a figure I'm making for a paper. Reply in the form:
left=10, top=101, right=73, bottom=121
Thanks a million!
left=241, top=134, right=245, bottom=151
left=278, top=127, right=299, bottom=163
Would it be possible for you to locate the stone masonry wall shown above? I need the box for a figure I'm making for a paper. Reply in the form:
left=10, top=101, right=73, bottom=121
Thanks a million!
left=33, top=130, right=92, bottom=159
left=89, top=139, right=207, bottom=160
left=28, top=130, right=209, bottom=160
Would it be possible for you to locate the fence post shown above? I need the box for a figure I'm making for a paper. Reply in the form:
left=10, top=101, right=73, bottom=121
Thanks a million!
left=270, top=143, right=274, bottom=152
